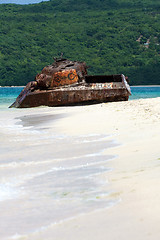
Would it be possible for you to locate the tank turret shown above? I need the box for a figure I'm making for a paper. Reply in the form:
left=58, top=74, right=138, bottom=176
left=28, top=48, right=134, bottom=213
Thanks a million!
left=35, top=58, right=88, bottom=89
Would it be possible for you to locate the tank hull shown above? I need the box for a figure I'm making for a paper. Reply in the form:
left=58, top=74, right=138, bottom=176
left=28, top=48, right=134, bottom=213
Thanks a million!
left=10, top=75, right=131, bottom=108
left=18, top=88, right=129, bottom=108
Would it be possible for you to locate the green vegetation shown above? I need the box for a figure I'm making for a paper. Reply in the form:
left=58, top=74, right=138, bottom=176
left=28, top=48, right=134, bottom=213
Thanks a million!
left=0, top=0, right=160, bottom=86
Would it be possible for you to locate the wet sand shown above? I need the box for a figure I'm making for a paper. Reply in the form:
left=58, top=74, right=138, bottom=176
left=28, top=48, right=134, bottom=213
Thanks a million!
left=19, top=97, right=160, bottom=240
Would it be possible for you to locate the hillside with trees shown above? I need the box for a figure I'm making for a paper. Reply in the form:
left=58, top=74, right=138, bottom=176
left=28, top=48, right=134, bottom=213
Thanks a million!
left=0, top=0, right=160, bottom=86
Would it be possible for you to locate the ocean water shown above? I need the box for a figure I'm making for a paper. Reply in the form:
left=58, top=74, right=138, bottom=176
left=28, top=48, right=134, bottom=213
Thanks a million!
left=0, top=87, right=23, bottom=109
left=0, top=86, right=160, bottom=239
left=130, top=86, right=160, bottom=100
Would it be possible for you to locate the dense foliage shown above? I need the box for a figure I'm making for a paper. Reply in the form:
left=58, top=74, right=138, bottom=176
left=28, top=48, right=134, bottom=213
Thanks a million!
left=0, top=0, right=160, bottom=86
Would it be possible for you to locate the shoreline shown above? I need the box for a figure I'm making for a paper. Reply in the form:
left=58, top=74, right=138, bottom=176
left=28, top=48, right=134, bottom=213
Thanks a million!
left=0, top=104, right=119, bottom=240
left=20, top=97, right=160, bottom=240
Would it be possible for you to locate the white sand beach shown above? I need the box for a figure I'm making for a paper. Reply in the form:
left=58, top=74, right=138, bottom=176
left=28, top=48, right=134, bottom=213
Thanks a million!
left=0, top=97, right=160, bottom=240
left=14, top=97, right=159, bottom=240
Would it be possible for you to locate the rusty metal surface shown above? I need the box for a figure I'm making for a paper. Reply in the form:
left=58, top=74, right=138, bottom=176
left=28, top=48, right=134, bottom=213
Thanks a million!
left=16, top=83, right=130, bottom=108
left=9, top=57, right=131, bottom=108
left=35, top=58, right=88, bottom=89
left=50, top=69, right=79, bottom=87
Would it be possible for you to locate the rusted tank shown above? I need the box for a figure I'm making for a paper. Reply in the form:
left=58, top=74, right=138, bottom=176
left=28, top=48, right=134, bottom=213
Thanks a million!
left=9, top=57, right=131, bottom=108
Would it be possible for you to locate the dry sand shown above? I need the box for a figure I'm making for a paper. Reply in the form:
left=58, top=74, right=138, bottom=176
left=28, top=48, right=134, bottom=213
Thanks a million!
left=19, top=97, right=160, bottom=240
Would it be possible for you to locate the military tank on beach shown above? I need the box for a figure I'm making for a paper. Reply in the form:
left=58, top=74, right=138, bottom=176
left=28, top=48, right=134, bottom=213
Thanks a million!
left=9, top=57, right=131, bottom=108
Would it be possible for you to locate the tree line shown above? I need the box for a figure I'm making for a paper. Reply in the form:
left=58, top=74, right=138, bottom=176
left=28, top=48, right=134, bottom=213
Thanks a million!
left=0, top=0, right=160, bottom=86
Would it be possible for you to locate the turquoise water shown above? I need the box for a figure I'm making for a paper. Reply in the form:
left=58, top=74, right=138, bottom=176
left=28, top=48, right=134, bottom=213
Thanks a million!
left=0, top=87, right=23, bottom=108
left=130, top=86, right=160, bottom=100
left=0, top=86, right=160, bottom=108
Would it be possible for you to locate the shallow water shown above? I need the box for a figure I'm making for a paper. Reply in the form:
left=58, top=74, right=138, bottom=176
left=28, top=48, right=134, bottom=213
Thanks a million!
left=0, top=105, right=119, bottom=239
